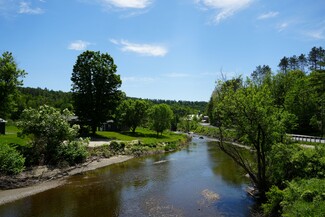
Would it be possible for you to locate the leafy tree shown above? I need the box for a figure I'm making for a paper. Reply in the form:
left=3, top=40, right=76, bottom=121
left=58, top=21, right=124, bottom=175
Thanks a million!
left=309, top=70, right=325, bottom=136
left=213, top=78, right=294, bottom=200
left=284, top=70, right=317, bottom=134
left=116, top=99, right=149, bottom=132
left=18, top=105, right=87, bottom=165
left=0, top=52, right=26, bottom=118
left=149, top=104, right=174, bottom=137
left=71, top=51, right=122, bottom=134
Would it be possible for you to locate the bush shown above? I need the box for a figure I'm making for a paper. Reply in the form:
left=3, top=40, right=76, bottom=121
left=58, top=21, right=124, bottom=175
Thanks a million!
left=17, top=105, right=80, bottom=165
left=109, top=141, right=125, bottom=153
left=0, top=144, right=25, bottom=175
left=58, top=139, right=89, bottom=166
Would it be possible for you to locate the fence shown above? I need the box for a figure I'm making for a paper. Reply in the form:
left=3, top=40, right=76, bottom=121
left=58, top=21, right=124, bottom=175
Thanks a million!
left=288, top=134, right=325, bottom=144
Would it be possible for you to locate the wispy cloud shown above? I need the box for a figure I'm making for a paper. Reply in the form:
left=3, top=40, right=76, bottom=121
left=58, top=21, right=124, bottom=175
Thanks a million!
left=99, top=0, right=152, bottom=9
left=111, top=39, right=168, bottom=57
left=163, top=73, right=191, bottom=78
left=18, top=1, right=44, bottom=15
left=68, top=40, right=92, bottom=51
left=196, top=0, right=253, bottom=24
left=123, top=76, right=156, bottom=82
left=277, top=22, right=289, bottom=32
left=258, top=11, right=278, bottom=20
left=303, top=29, right=325, bottom=40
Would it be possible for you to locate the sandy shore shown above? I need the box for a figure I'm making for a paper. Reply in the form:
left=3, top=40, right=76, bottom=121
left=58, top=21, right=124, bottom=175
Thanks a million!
left=0, top=155, right=133, bottom=206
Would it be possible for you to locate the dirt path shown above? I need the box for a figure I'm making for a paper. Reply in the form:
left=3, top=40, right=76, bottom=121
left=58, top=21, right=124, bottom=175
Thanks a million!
left=0, top=155, right=133, bottom=206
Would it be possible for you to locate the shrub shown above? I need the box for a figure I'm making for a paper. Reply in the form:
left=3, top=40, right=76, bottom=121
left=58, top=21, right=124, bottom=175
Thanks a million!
left=109, top=141, right=125, bottom=153
left=17, top=105, right=80, bottom=165
left=0, top=144, right=25, bottom=175
left=58, top=139, right=89, bottom=166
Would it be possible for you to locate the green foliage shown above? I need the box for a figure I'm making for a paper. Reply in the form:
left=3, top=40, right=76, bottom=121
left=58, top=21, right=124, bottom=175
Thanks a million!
left=17, top=105, right=80, bottom=165
left=210, top=78, right=295, bottom=198
left=0, top=144, right=25, bottom=175
left=115, top=99, right=149, bottom=132
left=58, top=139, right=89, bottom=166
left=0, top=51, right=27, bottom=119
left=71, top=50, right=123, bottom=134
left=149, top=104, right=174, bottom=136
left=269, top=144, right=325, bottom=186
left=263, top=185, right=284, bottom=216
left=177, top=116, right=199, bottom=132
left=265, top=179, right=325, bottom=217
left=109, top=141, right=125, bottom=153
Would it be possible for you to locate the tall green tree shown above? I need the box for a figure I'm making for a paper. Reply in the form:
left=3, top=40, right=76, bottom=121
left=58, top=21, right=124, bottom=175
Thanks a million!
left=116, top=99, right=149, bottom=132
left=278, top=56, right=289, bottom=73
left=0, top=52, right=26, bottom=118
left=149, top=104, right=174, bottom=137
left=213, top=78, right=294, bottom=200
left=71, top=51, right=122, bottom=134
left=308, top=46, right=325, bottom=71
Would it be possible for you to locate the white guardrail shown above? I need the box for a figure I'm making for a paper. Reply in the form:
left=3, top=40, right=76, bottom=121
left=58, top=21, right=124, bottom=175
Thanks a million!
left=288, top=134, right=325, bottom=144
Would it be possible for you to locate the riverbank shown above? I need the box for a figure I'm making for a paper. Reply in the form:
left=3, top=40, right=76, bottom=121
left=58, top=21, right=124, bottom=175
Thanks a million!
left=0, top=155, right=133, bottom=206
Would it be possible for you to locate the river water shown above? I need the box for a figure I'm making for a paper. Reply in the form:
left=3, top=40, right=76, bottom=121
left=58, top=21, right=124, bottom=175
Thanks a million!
left=0, top=136, right=255, bottom=217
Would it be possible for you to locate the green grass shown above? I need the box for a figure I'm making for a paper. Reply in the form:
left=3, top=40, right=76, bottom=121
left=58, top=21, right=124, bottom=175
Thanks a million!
left=0, top=125, right=28, bottom=146
left=96, top=127, right=187, bottom=144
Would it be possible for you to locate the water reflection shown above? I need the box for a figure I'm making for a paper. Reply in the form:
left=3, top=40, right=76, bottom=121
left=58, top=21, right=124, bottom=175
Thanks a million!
left=206, top=141, right=247, bottom=185
left=0, top=137, right=255, bottom=217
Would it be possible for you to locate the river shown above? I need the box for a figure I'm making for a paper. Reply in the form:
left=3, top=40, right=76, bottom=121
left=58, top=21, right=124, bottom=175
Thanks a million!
left=0, top=136, right=255, bottom=217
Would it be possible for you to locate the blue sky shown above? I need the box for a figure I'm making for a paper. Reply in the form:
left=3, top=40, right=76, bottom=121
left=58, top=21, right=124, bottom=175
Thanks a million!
left=1, top=0, right=324, bottom=101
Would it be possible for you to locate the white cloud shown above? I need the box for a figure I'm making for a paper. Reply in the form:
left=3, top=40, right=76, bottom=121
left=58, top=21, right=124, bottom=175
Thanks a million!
left=196, top=0, right=253, bottom=24
left=111, top=39, right=168, bottom=57
left=303, top=29, right=325, bottom=40
left=99, top=0, right=152, bottom=9
left=123, top=76, right=155, bottom=82
left=68, top=40, right=92, bottom=51
left=164, top=73, right=191, bottom=78
left=258, top=11, right=278, bottom=20
left=277, top=22, right=289, bottom=32
left=19, top=2, right=44, bottom=14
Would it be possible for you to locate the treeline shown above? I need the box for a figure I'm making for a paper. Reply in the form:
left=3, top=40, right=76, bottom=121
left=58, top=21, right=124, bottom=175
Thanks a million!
left=206, top=46, right=325, bottom=216
left=11, top=87, right=207, bottom=124
left=208, top=46, right=325, bottom=137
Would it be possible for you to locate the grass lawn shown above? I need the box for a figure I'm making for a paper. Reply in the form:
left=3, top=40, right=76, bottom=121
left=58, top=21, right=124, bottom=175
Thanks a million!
left=0, top=125, right=28, bottom=146
left=96, top=127, right=187, bottom=144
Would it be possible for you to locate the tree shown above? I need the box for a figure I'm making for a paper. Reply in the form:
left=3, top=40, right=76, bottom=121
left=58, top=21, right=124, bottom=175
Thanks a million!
left=251, top=65, right=272, bottom=86
left=0, top=52, right=26, bottom=118
left=149, top=104, right=174, bottom=137
left=297, top=54, right=307, bottom=72
left=284, top=71, right=317, bottom=134
left=116, top=99, right=149, bottom=132
left=308, top=46, right=325, bottom=71
left=18, top=105, right=87, bottom=165
left=213, top=78, right=294, bottom=200
left=71, top=51, right=122, bottom=134
left=289, top=55, right=299, bottom=71
left=278, top=56, right=289, bottom=73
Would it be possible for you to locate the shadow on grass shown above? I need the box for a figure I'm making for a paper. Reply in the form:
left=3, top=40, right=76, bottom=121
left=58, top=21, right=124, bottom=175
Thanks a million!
left=120, top=131, right=169, bottom=139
